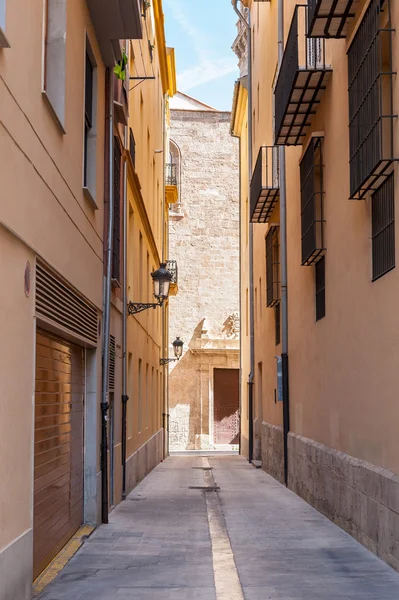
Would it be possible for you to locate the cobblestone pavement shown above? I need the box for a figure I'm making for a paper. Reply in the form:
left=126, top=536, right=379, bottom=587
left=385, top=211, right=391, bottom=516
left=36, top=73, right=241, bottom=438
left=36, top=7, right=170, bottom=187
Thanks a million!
left=38, top=455, right=399, bottom=600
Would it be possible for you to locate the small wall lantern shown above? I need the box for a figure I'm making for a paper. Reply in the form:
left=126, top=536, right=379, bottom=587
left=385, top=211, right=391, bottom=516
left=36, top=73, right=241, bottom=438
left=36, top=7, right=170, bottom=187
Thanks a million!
left=128, top=263, right=172, bottom=316
left=160, top=336, right=184, bottom=366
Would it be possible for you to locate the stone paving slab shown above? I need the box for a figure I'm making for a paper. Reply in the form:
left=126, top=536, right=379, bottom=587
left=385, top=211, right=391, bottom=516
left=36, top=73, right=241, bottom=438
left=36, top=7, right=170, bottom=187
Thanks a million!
left=38, top=454, right=399, bottom=600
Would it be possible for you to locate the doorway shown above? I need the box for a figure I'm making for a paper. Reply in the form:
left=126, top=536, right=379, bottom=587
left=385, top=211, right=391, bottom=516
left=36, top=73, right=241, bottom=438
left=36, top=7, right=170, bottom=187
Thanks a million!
left=213, top=368, right=239, bottom=445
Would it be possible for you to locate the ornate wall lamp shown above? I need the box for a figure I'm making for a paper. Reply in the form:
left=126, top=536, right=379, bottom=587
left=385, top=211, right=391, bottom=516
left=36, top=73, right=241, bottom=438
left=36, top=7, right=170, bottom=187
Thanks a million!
left=160, top=337, right=184, bottom=366
left=128, top=263, right=172, bottom=316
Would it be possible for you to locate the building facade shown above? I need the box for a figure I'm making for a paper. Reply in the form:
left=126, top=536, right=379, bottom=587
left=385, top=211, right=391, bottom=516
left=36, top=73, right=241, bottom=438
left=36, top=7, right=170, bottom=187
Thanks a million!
left=0, top=0, right=175, bottom=597
left=168, top=93, right=240, bottom=451
left=232, top=0, right=399, bottom=570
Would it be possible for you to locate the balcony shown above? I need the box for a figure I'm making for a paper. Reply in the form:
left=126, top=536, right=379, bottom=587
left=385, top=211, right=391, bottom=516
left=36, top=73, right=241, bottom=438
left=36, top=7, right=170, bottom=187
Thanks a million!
left=114, top=75, right=128, bottom=126
left=274, top=5, right=331, bottom=146
left=348, top=0, right=397, bottom=199
left=250, top=147, right=280, bottom=223
left=165, top=163, right=179, bottom=205
left=166, top=260, right=178, bottom=296
left=300, top=136, right=325, bottom=266
left=86, top=0, right=142, bottom=67
left=308, top=0, right=359, bottom=38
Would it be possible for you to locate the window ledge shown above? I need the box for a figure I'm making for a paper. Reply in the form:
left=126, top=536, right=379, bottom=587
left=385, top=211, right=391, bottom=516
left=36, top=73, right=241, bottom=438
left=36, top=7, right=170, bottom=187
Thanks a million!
left=42, top=90, right=66, bottom=134
left=83, top=186, right=99, bottom=210
left=0, top=27, right=10, bottom=48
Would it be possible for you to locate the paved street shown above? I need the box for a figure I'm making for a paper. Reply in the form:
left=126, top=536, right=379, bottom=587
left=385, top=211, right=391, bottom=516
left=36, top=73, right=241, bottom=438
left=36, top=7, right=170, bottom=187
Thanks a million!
left=38, top=455, right=399, bottom=600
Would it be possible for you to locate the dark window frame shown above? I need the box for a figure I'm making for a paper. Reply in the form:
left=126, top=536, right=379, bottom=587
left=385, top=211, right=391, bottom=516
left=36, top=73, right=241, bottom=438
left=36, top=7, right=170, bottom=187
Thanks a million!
left=265, top=226, right=280, bottom=308
left=112, top=137, right=122, bottom=283
left=300, top=136, right=325, bottom=266
left=84, top=50, right=94, bottom=188
left=372, top=173, right=395, bottom=281
left=315, top=256, right=326, bottom=321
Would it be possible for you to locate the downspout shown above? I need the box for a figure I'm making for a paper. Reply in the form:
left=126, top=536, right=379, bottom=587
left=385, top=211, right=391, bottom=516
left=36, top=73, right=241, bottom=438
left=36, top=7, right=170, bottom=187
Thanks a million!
left=101, top=68, right=115, bottom=524
left=278, top=0, right=290, bottom=486
left=232, top=0, right=254, bottom=463
left=121, top=110, right=128, bottom=500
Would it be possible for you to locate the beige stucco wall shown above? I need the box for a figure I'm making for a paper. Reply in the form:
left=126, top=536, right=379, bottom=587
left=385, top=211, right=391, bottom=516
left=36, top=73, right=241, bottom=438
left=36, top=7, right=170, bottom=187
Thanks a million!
left=168, top=109, right=240, bottom=450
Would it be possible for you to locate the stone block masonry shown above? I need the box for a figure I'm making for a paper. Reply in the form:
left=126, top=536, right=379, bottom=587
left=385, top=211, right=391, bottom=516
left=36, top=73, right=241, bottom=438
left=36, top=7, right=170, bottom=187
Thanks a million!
left=288, top=432, right=399, bottom=572
left=168, top=107, right=240, bottom=451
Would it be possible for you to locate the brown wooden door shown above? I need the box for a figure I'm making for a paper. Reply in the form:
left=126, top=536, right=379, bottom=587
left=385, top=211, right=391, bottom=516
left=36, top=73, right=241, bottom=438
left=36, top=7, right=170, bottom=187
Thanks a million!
left=33, top=330, right=84, bottom=579
left=213, top=369, right=239, bottom=445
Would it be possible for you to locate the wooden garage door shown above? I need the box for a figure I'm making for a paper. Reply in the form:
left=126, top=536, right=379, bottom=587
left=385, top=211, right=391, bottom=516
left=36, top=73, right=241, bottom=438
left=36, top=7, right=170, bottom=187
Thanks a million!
left=214, top=369, right=240, bottom=445
left=33, top=330, right=84, bottom=579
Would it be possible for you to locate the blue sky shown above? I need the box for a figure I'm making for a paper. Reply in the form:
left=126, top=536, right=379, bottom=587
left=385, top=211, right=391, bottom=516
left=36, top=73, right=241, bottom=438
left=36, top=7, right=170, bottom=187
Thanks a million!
left=163, top=0, right=239, bottom=111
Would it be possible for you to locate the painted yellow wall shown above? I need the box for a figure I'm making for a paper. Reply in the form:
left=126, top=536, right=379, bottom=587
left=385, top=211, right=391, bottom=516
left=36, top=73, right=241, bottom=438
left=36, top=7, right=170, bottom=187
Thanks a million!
left=246, top=0, right=399, bottom=474
left=0, top=0, right=106, bottom=554
left=125, top=0, right=175, bottom=464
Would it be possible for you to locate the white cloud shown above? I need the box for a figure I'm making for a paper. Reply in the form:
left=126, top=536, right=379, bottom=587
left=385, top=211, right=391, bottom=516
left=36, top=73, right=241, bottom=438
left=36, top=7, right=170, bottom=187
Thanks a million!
left=164, top=0, right=238, bottom=90
left=178, top=57, right=238, bottom=91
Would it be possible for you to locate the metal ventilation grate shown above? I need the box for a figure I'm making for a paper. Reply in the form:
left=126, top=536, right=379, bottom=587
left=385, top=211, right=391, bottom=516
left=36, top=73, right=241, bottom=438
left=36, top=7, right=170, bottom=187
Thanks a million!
left=109, top=335, right=116, bottom=391
left=36, top=262, right=98, bottom=345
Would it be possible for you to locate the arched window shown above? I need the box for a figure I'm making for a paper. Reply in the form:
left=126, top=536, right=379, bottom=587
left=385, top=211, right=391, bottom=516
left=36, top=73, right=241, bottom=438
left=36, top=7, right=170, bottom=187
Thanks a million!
left=168, top=139, right=182, bottom=214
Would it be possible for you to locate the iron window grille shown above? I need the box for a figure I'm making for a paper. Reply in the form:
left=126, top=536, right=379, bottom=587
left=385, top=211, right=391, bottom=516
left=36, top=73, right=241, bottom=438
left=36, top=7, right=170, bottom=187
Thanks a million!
left=266, top=226, right=281, bottom=308
left=166, top=260, right=178, bottom=285
left=112, top=137, right=122, bottom=283
left=348, top=0, right=397, bottom=200
left=166, top=163, right=177, bottom=186
left=300, top=136, right=325, bottom=266
left=315, top=255, right=326, bottom=321
left=129, top=128, right=136, bottom=168
left=274, top=4, right=331, bottom=146
left=308, top=0, right=359, bottom=38
left=372, top=173, right=395, bottom=281
left=250, top=146, right=280, bottom=223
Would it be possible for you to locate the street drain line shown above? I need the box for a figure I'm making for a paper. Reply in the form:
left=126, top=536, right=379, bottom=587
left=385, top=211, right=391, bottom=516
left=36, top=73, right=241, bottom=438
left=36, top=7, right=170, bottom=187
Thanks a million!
left=202, top=457, right=244, bottom=600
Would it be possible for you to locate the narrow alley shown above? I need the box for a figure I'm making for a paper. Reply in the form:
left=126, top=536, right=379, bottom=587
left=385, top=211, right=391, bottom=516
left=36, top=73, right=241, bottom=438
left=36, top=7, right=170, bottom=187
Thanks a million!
left=36, top=455, right=399, bottom=600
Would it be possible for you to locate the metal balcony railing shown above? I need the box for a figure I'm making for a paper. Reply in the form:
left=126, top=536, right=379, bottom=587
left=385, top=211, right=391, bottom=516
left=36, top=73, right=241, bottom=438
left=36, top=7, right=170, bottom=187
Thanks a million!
left=166, top=260, right=178, bottom=285
left=166, top=163, right=178, bottom=186
left=300, top=137, right=325, bottom=266
left=308, top=0, right=359, bottom=38
left=274, top=5, right=331, bottom=146
left=348, top=0, right=397, bottom=199
left=250, top=146, right=280, bottom=223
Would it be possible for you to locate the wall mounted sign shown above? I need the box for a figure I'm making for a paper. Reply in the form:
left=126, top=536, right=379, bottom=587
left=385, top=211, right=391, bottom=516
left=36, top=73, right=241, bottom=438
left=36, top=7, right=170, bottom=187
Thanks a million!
left=276, top=356, right=283, bottom=402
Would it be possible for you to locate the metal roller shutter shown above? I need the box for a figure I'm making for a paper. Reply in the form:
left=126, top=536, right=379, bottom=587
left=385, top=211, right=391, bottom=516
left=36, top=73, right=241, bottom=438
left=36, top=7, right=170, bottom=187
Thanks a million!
left=33, top=330, right=84, bottom=579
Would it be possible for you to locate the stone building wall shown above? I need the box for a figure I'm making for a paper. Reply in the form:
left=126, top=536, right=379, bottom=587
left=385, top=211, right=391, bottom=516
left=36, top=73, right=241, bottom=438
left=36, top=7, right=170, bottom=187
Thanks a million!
left=168, top=108, right=240, bottom=451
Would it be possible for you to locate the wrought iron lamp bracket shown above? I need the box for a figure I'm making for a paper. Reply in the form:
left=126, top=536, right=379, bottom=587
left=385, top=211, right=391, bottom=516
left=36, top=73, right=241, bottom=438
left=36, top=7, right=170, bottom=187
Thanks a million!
left=127, top=299, right=164, bottom=316
left=160, top=357, right=178, bottom=366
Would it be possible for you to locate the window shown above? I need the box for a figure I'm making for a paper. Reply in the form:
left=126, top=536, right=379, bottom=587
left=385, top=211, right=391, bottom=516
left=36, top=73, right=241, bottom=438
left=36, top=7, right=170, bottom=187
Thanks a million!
left=138, top=358, right=142, bottom=433
left=300, top=136, right=325, bottom=266
left=127, top=353, right=133, bottom=439
left=139, top=231, right=143, bottom=300
left=168, top=139, right=181, bottom=213
left=43, top=0, right=67, bottom=129
left=145, top=363, right=149, bottom=430
left=129, top=128, right=136, bottom=167
left=0, top=0, right=9, bottom=47
left=265, top=226, right=280, bottom=307
left=372, top=173, right=395, bottom=281
left=83, top=42, right=97, bottom=204
left=348, top=0, right=396, bottom=199
left=112, top=138, right=122, bottom=282
left=315, top=256, right=326, bottom=321
left=275, top=303, right=281, bottom=346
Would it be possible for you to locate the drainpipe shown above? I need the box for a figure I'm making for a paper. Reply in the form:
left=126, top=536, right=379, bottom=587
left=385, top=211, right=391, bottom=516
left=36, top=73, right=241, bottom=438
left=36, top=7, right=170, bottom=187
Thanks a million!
left=278, top=0, right=290, bottom=486
left=121, top=116, right=128, bottom=500
left=232, top=0, right=254, bottom=463
left=101, top=68, right=115, bottom=524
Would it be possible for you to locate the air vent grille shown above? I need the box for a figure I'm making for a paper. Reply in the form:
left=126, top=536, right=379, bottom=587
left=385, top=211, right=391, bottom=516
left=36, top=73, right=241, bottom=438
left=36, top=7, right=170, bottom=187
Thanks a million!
left=36, top=263, right=98, bottom=345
